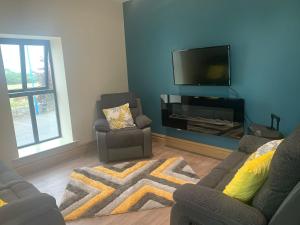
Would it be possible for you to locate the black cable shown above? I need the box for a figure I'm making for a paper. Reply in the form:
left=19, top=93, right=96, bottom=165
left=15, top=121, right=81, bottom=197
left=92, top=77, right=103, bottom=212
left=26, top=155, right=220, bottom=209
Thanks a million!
left=228, top=87, right=253, bottom=125
left=229, top=87, right=239, bottom=98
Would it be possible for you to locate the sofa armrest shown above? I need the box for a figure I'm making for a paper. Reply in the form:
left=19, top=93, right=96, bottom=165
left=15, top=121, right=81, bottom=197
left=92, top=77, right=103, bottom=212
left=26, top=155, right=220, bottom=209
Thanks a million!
left=0, top=193, right=65, bottom=225
left=94, top=118, right=110, bottom=132
left=238, top=135, right=271, bottom=154
left=173, top=184, right=267, bottom=225
left=135, top=115, right=152, bottom=129
left=269, top=182, right=300, bottom=225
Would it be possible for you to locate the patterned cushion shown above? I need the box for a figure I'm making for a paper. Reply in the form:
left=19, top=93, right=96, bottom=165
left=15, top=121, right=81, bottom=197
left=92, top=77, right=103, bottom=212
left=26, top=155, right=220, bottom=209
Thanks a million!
left=103, top=103, right=135, bottom=130
left=0, top=199, right=7, bottom=207
left=248, top=139, right=283, bottom=160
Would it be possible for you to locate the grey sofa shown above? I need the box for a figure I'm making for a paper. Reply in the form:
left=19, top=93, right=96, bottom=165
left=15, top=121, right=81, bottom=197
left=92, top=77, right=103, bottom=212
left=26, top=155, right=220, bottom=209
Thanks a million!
left=94, top=92, right=152, bottom=162
left=0, top=161, right=65, bottom=225
left=171, top=126, right=300, bottom=225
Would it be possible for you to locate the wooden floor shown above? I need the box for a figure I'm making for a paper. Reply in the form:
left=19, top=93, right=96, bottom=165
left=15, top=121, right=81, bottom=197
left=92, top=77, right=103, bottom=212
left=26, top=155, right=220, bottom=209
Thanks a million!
left=25, top=141, right=220, bottom=225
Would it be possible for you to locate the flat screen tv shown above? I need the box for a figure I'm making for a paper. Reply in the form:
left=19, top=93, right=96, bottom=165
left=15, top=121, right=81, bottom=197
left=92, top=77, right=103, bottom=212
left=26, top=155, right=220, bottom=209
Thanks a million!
left=172, top=45, right=231, bottom=86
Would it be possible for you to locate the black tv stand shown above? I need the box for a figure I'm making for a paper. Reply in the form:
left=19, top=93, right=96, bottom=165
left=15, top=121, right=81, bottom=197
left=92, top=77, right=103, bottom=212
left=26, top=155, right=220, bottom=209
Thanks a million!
left=161, top=94, right=245, bottom=139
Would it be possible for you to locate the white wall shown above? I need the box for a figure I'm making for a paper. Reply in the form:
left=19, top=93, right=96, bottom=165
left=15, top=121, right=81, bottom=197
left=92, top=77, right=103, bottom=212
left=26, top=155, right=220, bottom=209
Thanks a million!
left=0, top=0, right=128, bottom=163
left=0, top=51, right=19, bottom=164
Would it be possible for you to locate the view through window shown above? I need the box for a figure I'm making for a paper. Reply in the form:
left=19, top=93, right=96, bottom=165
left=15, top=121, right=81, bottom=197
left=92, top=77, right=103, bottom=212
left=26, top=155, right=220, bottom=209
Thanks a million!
left=0, top=38, right=61, bottom=148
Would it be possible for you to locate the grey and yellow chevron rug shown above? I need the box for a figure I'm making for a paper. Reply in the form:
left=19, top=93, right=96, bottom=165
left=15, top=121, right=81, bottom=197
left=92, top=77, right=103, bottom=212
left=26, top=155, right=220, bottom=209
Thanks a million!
left=59, top=157, right=200, bottom=221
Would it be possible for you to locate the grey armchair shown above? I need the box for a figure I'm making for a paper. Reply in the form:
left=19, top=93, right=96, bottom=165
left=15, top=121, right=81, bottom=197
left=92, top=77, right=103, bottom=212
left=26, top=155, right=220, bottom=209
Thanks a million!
left=94, top=92, right=152, bottom=162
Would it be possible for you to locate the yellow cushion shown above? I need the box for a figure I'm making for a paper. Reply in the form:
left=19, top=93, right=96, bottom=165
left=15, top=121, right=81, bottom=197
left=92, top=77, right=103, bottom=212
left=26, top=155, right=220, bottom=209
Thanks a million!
left=0, top=199, right=7, bottom=207
left=223, top=139, right=283, bottom=202
left=103, top=103, right=135, bottom=130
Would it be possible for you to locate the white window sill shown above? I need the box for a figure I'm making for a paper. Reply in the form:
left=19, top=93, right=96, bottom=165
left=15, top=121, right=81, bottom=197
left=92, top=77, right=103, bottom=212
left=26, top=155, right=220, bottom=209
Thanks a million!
left=18, top=137, right=76, bottom=158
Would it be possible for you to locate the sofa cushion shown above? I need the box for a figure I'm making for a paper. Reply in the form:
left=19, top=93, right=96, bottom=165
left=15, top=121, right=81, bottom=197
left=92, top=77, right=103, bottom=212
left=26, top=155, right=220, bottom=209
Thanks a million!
left=0, top=162, right=23, bottom=186
left=0, top=193, right=63, bottom=225
left=10, top=182, right=39, bottom=198
left=173, top=184, right=267, bottom=225
left=106, top=127, right=144, bottom=148
left=197, top=168, right=228, bottom=188
left=215, top=170, right=243, bottom=191
left=239, top=135, right=271, bottom=154
left=215, top=153, right=249, bottom=191
left=0, top=182, right=39, bottom=203
left=0, top=199, right=6, bottom=207
left=252, top=126, right=300, bottom=220
left=217, top=151, right=248, bottom=171
left=0, top=188, right=19, bottom=202
left=0, top=162, right=40, bottom=204
left=198, top=152, right=248, bottom=190
left=0, top=161, right=65, bottom=225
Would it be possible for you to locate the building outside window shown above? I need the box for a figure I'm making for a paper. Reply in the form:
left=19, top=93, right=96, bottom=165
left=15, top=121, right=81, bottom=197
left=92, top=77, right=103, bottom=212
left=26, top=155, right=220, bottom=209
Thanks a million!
left=0, top=38, right=61, bottom=148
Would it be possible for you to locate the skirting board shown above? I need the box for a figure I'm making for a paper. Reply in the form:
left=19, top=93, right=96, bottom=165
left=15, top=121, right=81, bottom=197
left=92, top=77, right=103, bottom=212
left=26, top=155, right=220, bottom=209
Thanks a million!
left=13, top=141, right=97, bottom=176
left=152, top=133, right=232, bottom=160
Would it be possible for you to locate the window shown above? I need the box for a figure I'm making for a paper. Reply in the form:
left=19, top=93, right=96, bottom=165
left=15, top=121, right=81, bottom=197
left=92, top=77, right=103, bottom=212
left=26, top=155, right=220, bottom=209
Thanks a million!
left=0, top=38, right=61, bottom=148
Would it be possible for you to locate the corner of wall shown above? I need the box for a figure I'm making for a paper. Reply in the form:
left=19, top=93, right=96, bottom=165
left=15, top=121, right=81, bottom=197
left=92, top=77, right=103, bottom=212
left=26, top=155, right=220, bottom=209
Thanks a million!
left=0, top=48, right=19, bottom=164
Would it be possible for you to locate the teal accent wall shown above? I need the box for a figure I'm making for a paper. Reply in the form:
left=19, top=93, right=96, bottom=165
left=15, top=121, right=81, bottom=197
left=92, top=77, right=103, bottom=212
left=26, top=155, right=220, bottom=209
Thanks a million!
left=123, top=0, right=300, bottom=150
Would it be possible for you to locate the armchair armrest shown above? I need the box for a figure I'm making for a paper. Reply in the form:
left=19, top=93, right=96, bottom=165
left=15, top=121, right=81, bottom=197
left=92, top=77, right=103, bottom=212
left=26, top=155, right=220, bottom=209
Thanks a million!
left=173, top=184, right=267, bottom=225
left=239, top=135, right=271, bottom=154
left=0, top=193, right=65, bottom=225
left=135, top=115, right=152, bottom=129
left=94, top=118, right=110, bottom=132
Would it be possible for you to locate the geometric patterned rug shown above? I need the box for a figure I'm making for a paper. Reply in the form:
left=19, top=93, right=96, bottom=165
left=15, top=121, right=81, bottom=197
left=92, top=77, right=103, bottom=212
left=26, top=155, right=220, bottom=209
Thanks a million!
left=59, top=157, right=200, bottom=221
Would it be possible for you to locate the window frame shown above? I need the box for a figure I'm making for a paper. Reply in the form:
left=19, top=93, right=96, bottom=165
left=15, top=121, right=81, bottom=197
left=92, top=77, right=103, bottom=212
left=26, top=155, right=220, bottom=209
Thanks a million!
left=0, top=38, right=62, bottom=148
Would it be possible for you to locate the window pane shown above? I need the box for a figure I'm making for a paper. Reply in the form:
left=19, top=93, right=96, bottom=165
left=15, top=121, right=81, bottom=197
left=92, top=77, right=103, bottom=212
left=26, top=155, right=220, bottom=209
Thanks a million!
left=47, top=51, right=54, bottom=89
left=25, top=45, right=46, bottom=88
left=10, top=97, right=35, bottom=147
left=0, top=44, right=22, bottom=90
left=34, top=94, right=59, bottom=141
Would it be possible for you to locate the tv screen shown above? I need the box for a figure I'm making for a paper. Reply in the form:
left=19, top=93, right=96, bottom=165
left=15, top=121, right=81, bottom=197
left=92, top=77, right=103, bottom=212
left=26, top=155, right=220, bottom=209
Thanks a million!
left=172, top=45, right=230, bottom=86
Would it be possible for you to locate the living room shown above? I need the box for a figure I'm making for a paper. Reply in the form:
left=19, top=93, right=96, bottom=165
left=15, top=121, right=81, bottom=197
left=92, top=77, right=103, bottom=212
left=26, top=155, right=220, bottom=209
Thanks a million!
left=0, top=0, right=300, bottom=225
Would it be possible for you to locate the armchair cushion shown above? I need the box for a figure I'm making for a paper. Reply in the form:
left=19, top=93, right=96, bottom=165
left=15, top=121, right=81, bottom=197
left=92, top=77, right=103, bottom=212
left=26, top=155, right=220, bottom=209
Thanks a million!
left=101, top=92, right=137, bottom=109
left=173, top=184, right=267, bottom=225
left=106, top=127, right=144, bottom=148
left=135, top=115, right=152, bottom=129
left=94, top=118, right=110, bottom=132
